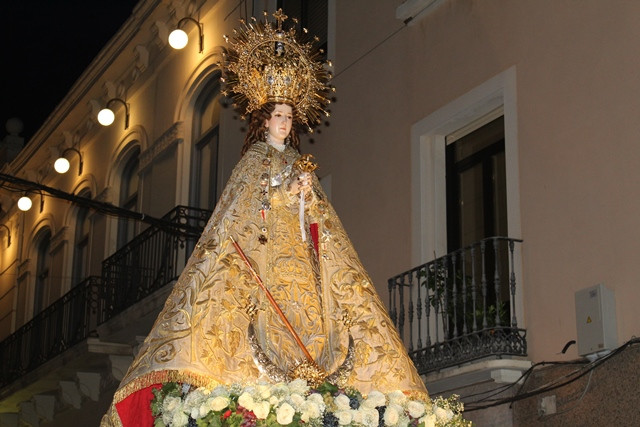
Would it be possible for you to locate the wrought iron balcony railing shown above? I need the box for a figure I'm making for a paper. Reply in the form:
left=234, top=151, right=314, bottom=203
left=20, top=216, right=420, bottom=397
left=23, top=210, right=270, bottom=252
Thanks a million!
left=0, top=276, right=102, bottom=387
left=0, top=205, right=211, bottom=388
left=388, top=236, right=526, bottom=374
left=100, top=206, right=210, bottom=322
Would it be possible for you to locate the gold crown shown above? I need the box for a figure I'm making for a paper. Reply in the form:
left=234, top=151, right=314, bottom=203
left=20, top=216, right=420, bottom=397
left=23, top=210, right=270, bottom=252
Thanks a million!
left=222, top=9, right=333, bottom=130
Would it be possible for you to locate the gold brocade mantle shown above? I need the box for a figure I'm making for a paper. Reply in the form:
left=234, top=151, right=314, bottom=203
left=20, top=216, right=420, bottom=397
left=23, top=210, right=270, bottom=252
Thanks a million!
left=103, top=142, right=427, bottom=424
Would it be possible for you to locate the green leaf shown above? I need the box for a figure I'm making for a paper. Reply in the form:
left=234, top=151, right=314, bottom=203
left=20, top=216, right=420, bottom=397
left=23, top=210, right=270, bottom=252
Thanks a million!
left=224, top=412, right=244, bottom=427
left=265, top=412, right=278, bottom=427
left=162, top=381, right=182, bottom=397
left=151, top=385, right=167, bottom=417
left=315, top=381, right=338, bottom=395
left=198, top=414, right=222, bottom=427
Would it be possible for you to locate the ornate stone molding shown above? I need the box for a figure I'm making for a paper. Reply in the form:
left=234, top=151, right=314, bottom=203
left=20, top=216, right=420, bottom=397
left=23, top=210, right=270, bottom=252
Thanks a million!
left=18, top=259, right=30, bottom=280
left=50, top=227, right=69, bottom=255
left=151, top=21, right=170, bottom=50
left=109, top=355, right=134, bottom=382
left=95, top=187, right=111, bottom=204
left=33, top=395, right=55, bottom=421
left=139, top=122, right=184, bottom=172
left=59, top=380, right=82, bottom=409
left=132, top=45, right=149, bottom=81
left=77, top=372, right=101, bottom=402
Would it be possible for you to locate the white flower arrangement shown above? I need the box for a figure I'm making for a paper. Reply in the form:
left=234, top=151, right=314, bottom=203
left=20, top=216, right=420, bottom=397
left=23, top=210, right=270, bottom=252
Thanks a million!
left=150, top=379, right=471, bottom=427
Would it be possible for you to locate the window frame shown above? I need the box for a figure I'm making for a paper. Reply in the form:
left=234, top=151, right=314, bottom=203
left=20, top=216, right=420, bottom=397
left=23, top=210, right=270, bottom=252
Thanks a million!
left=117, top=149, right=140, bottom=249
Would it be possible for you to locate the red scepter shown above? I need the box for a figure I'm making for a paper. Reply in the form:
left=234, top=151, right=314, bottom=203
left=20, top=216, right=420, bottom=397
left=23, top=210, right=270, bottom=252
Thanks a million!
left=229, top=235, right=316, bottom=366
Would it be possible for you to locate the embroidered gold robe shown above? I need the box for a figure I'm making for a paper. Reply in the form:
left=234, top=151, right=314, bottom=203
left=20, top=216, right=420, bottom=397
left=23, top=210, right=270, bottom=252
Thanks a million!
left=102, top=142, right=427, bottom=425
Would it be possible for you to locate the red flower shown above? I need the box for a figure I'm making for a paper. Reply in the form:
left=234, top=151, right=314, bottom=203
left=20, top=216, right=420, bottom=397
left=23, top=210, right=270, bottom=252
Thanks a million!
left=223, top=410, right=232, bottom=419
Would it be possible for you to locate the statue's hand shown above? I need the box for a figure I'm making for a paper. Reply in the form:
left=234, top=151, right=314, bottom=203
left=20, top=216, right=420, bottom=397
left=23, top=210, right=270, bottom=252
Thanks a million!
left=289, top=172, right=312, bottom=195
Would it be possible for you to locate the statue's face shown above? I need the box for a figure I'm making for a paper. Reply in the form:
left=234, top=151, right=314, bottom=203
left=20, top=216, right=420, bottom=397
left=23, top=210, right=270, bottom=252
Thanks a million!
left=265, top=103, right=293, bottom=143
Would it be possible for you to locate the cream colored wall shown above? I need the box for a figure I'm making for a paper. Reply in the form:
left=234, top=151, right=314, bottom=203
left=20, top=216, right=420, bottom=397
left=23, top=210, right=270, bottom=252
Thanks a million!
left=0, top=250, right=17, bottom=339
left=313, top=0, right=640, bottom=363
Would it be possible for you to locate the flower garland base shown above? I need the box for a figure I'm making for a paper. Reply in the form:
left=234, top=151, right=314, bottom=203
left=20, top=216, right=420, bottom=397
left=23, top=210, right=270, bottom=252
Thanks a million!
left=151, top=379, right=471, bottom=427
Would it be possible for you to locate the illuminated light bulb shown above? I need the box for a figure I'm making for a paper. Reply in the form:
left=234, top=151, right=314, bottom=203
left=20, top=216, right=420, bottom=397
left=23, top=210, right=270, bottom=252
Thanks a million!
left=97, top=108, right=115, bottom=126
left=169, top=29, right=189, bottom=49
left=18, top=196, right=32, bottom=211
left=54, top=157, right=71, bottom=174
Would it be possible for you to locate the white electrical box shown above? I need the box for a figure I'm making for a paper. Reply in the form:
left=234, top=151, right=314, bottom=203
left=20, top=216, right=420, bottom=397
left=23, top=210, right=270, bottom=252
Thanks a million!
left=574, top=283, right=618, bottom=356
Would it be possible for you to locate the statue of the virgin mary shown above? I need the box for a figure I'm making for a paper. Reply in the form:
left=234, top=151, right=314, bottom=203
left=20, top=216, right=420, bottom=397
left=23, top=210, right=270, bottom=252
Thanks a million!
left=101, top=10, right=431, bottom=426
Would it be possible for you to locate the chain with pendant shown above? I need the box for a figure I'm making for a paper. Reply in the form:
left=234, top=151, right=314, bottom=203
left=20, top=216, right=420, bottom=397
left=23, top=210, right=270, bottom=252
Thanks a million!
left=258, top=146, right=294, bottom=244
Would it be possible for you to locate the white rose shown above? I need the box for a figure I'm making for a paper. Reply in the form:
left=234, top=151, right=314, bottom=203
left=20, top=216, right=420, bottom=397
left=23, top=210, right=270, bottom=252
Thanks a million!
left=407, top=400, right=426, bottom=418
left=211, top=385, right=229, bottom=397
left=253, top=400, right=271, bottom=419
left=433, top=406, right=454, bottom=422
left=290, top=393, right=305, bottom=409
left=184, top=389, right=206, bottom=408
left=445, top=409, right=454, bottom=420
left=288, top=378, right=310, bottom=395
left=210, top=395, right=230, bottom=412
left=363, top=390, right=386, bottom=408
left=354, top=407, right=378, bottom=425
left=352, top=410, right=363, bottom=425
left=272, top=383, right=290, bottom=399
left=171, top=410, right=189, bottom=427
left=269, top=395, right=281, bottom=405
left=398, top=415, right=410, bottom=427
left=238, top=392, right=255, bottom=411
left=241, top=386, right=257, bottom=397
left=199, top=403, right=211, bottom=418
left=419, top=413, right=436, bottom=427
left=299, top=400, right=321, bottom=422
left=388, top=390, right=408, bottom=406
left=163, top=396, right=182, bottom=413
left=256, top=383, right=272, bottom=399
left=335, top=409, right=353, bottom=425
left=307, top=393, right=326, bottom=409
left=334, top=394, right=351, bottom=411
left=276, top=402, right=296, bottom=425
left=190, top=407, right=200, bottom=419
left=384, top=404, right=402, bottom=426
left=162, top=412, right=172, bottom=426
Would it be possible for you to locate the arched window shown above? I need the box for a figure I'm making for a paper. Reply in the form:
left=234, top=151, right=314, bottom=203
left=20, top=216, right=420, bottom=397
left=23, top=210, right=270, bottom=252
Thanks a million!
left=71, top=190, right=92, bottom=286
left=34, top=229, right=52, bottom=315
left=190, top=76, right=221, bottom=210
left=117, top=148, right=140, bottom=249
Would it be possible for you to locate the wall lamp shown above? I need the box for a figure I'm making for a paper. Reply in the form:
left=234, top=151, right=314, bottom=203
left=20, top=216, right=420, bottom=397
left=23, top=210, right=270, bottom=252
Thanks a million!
left=54, top=147, right=83, bottom=175
left=97, top=98, right=130, bottom=129
left=0, top=224, right=10, bottom=247
left=17, top=191, right=44, bottom=213
left=168, top=17, right=204, bottom=53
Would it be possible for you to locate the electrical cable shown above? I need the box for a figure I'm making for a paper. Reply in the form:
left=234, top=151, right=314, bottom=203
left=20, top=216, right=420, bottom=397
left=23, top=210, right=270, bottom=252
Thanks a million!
left=548, top=369, right=594, bottom=417
left=462, top=337, right=640, bottom=412
left=332, top=0, right=440, bottom=81
left=221, top=0, right=441, bottom=82
left=461, top=359, right=587, bottom=404
left=504, top=360, right=587, bottom=408
left=0, top=172, right=204, bottom=239
left=332, top=24, right=407, bottom=80
left=224, top=0, right=244, bottom=21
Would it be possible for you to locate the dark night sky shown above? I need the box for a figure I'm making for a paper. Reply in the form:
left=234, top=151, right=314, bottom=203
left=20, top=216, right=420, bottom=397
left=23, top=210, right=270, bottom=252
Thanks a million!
left=0, top=1, right=139, bottom=142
